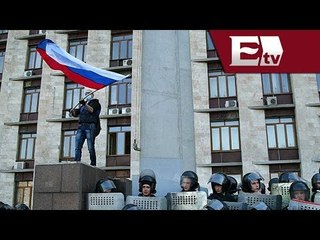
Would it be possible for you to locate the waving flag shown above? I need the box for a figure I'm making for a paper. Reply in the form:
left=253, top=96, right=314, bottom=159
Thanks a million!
left=37, top=39, right=127, bottom=89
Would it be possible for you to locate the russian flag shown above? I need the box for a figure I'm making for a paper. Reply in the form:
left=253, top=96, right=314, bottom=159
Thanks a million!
left=36, top=39, right=127, bottom=89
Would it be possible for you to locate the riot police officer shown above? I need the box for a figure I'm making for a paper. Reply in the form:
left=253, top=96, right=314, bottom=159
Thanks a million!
left=95, top=178, right=117, bottom=193
left=311, top=173, right=320, bottom=202
left=207, top=172, right=236, bottom=202
left=180, top=171, right=199, bottom=191
left=289, top=180, right=310, bottom=201
left=241, top=172, right=263, bottom=193
left=138, top=169, right=157, bottom=197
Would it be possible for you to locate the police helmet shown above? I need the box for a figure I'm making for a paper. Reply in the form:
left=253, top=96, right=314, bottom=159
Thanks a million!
left=139, top=169, right=157, bottom=194
left=267, top=177, right=279, bottom=192
left=241, top=172, right=262, bottom=193
left=180, top=170, right=199, bottom=191
left=289, top=180, right=310, bottom=201
left=311, top=173, right=320, bottom=192
left=227, top=176, right=238, bottom=194
left=279, top=172, right=300, bottom=183
left=208, top=172, right=230, bottom=193
left=95, top=178, right=117, bottom=193
left=260, top=182, right=266, bottom=194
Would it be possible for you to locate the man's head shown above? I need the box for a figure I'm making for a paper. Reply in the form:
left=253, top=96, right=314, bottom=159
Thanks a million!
left=241, top=172, right=262, bottom=193
left=208, top=172, right=230, bottom=194
left=289, top=181, right=310, bottom=201
left=139, top=169, right=157, bottom=196
left=180, top=171, right=199, bottom=191
left=84, top=88, right=94, bottom=101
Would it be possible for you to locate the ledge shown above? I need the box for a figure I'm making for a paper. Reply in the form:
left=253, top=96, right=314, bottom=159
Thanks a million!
left=54, top=30, right=80, bottom=34
left=0, top=168, right=34, bottom=173
left=100, top=114, right=131, bottom=119
left=313, top=159, right=320, bottom=162
left=46, top=117, right=78, bottom=122
left=191, top=57, right=220, bottom=63
left=99, top=166, right=130, bottom=170
left=305, top=103, right=320, bottom=107
left=248, top=104, right=295, bottom=110
left=0, top=39, right=7, bottom=43
left=253, top=160, right=301, bottom=165
left=104, top=65, right=132, bottom=71
left=15, top=33, right=46, bottom=40
left=194, top=107, right=238, bottom=113
left=197, top=162, right=242, bottom=167
left=10, top=75, right=42, bottom=81
left=50, top=72, right=64, bottom=76
left=4, top=120, right=37, bottom=126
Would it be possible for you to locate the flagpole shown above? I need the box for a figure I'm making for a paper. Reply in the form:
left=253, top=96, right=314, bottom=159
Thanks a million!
left=69, top=74, right=132, bottom=113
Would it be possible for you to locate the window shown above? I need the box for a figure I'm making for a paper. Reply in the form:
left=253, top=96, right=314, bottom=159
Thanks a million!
left=206, top=31, right=215, bottom=51
left=211, top=120, right=240, bottom=151
left=269, top=164, right=300, bottom=180
left=0, top=49, right=5, bottom=76
left=61, top=122, right=78, bottom=161
left=266, top=117, right=296, bottom=149
left=0, top=30, right=8, bottom=40
left=209, top=70, right=236, bottom=98
left=262, top=73, right=291, bottom=94
left=206, top=31, right=218, bottom=58
left=27, top=46, right=42, bottom=70
left=111, top=32, right=132, bottom=60
left=23, top=88, right=40, bottom=114
left=108, top=126, right=131, bottom=155
left=68, top=39, right=87, bottom=62
left=109, top=77, right=132, bottom=105
left=15, top=180, right=33, bottom=209
left=63, top=82, right=85, bottom=118
left=62, top=130, right=76, bottom=159
left=18, top=125, right=37, bottom=160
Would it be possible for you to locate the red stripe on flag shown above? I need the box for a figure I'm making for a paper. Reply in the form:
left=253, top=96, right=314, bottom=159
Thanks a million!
left=37, top=48, right=105, bottom=89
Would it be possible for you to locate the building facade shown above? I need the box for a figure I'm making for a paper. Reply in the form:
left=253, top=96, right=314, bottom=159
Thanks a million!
left=0, top=30, right=319, bottom=208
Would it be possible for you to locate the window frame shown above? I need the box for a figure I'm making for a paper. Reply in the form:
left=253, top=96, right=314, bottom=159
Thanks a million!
left=265, top=116, right=297, bottom=149
left=107, top=126, right=131, bottom=156
left=68, top=38, right=88, bottom=63
left=210, top=120, right=240, bottom=152
left=262, top=73, right=291, bottom=95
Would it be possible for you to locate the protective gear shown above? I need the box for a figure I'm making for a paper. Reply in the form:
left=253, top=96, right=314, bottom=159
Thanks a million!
left=289, top=180, right=310, bottom=201
left=227, top=176, right=238, bottom=194
left=180, top=170, right=199, bottom=191
left=122, top=204, right=141, bottom=210
left=95, top=178, right=116, bottom=193
left=15, top=203, right=30, bottom=210
left=279, top=172, right=300, bottom=183
left=205, top=199, right=228, bottom=210
left=311, top=173, right=320, bottom=192
left=241, top=172, right=262, bottom=193
left=79, top=99, right=86, bottom=105
left=267, top=177, right=279, bottom=192
left=251, top=202, right=270, bottom=210
left=139, top=169, right=157, bottom=194
left=208, top=172, right=230, bottom=193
